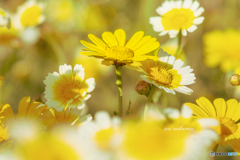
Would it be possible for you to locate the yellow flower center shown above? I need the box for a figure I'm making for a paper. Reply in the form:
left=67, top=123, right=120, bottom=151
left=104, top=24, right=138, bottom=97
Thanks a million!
left=149, top=67, right=173, bottom=85
left=20, top=5, right=42, bottom=27
left=62, top=84, right=80, bottom=100
left=161, top=8, right=195, bottom=30
left=105, top=46, right=134, bottom=61
left=217, top=117, right=238, bottom=135
left=94, top=127, right=114, bottom=149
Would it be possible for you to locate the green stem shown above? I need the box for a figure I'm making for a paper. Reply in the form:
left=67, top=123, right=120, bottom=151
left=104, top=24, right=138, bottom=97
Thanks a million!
left=175, top=29, right=182, bottom=59
left=147, top=85, right=156, bottom=103
left=115, top=65, right=123, bottom=117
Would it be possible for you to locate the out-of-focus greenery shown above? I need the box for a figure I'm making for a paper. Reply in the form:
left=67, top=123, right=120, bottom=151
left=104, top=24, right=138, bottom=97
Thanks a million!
left=1, top=0, right=240, bottom=131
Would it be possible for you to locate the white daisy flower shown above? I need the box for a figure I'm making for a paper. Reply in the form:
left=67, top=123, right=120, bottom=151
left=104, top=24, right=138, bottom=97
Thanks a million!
left=150, top=0, right=205, bottom=38
left=138, top=49, right=196, bottom=95
left=44, top=64, right=96, bottom=111
left=14, top=0, right=45, bottom=28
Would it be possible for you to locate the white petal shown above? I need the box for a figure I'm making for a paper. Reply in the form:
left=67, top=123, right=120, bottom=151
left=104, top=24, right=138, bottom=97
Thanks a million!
left=181, top=105, right=193, bottom=118
left=77, top=101, right=85, bottom=110
left=173, top=59, right=184, bottom=70
left=178, top=66, right=193, bottom=74
left=197, top=118, right=219, bottom=128
left=182, top=29, right=187, bottom=36
left=140, top=75, right=152, bottom=83
left=85, top=78, right=96, bottom=92
left=79, top=114, right=93, bottom=126
left=156, top=6, right=168, bottom=15
left=59, top=64, right=72, bottom=75
left=149, top=17, right=164, bottom=32
left=83, top=94, right=91, bottom=101
left=43, top=72, right=61, bottom=86
left=183, top=0, right=192, bottom=8
left=164, top=108, right=180, bottom=119
left=175, top=86, right=193, bottom=95
left=169, top=0, right=176, bottom=8
left=160, top=56, right=169, bottom=63
left=74, top=64, right=85, bottom=80
left=169, top=30, right=179, bottom=38
left=46, top=99, right=61, bottom=108
left=180, top=80, right=195, bottom=85
left=193, top=17, right=204, bottom=25
left=167, top=56, right=175, bottom=65
left=162, top=1, right=173, bottom=11
left=175, top=0, right=182, bottom=9
left=95, top=111, right=111, bottom=129
left=194, top=7, right=205, bottom=17
left=44, top=90, right=54, bottom=99
left=187, top=25, right=197, bottom=33
left=159, top=31, right=168, bottom=36
left=190, top=1, right=200, bottom=11
left=181, top=73, right=195, bottom=78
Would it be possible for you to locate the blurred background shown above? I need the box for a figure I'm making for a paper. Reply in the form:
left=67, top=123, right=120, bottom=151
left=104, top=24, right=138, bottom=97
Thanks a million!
left=0, top=1, right=240, bottom=158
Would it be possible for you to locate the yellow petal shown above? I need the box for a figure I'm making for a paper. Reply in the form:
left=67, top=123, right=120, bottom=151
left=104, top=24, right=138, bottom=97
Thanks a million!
left=126, top=31, right=144, bottom=49
left=184, top=102, right=210, bottom=118
left=101, top=59, right=114, bottom=66
left=0, top=103, right=14, bottom=122
left=231, top=103, right=240, bottom=122
left=131, top=36, right=152, bottom=51
left=88, top=34, right=107, bottom=49
left=80, top=40, right=105, bottom=54
left=213, top=98, right=227, bottom=117
left=79, top=51, right=104, bottom=58
left=225, top=99, right=239, bottom=120
left=114, top=29, right=126, bottom=46
left=227, top=138, right=240, bottom=152
left=18, top=97, right=31, bottom=117
left=102, top=31, right=118, bottom=46
left=196, top=97, right=217, bottom=118
left=134, top=38, right=160, bottom=56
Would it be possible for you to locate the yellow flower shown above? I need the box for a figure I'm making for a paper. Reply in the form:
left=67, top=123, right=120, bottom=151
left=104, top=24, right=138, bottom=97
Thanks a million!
left=41, top=107, right=92, bottom=128
left=121, top=105, right=219, bottom=160
left=203, top=29, right=240, bottom=72
left=138, top=50, right=196, bottom=95
left=14, top=133, right=81, bottom=160
left=150, top=0, right=204, bottom=38
left=0, top=96, right=47, bottom=126
left=185, top=97, right=240, bottom=152
left=80, top=29, right=160, bottom=66
left=0, top=8, right=11, bottom=29
left=44, top=64, right=95, bottom=111
left=14, top=0, right=45, bottom=28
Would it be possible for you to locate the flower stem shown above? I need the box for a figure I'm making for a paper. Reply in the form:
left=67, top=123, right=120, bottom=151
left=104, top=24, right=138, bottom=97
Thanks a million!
left=212, top=144, right=219, bottom=152
left=147, top=85, right=156, bottom=103
left=175, top=29, right=182, bottom=59
left=115, top=65, right=123, bottom=117
left=144, top=85, right=156, bottom=120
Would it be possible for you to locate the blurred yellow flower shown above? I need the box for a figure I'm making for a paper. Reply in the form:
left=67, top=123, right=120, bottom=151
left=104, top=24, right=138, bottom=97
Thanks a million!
left=14, top=0, right=45, bottom=28
left=203, top=29, right=240, bottom=72
left=80, top=29, right=160, bottom=66
left=41, top=107, right=92, bottom=128
left=185, top=97, right=240, bottom=152
left=138, top=50, right=195, bottom=95
left=44, top=64, right=95, bottom=111
left=15, top=133, right=80, bottom=160
left=150, top=0, right=204, bottom=38
left=0, top=8, right=11, bottom=29
left=121, top=105, right=219, bottom=160
left=0, top=24, right=19, bottom=45
left=0, top=97, right=47, bottom=126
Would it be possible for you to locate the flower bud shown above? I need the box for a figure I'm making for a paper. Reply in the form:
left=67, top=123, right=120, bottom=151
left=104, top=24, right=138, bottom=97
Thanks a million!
left=230, top=74, right=240, bottom=86
left=135, top=81, right=151, bottom=96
